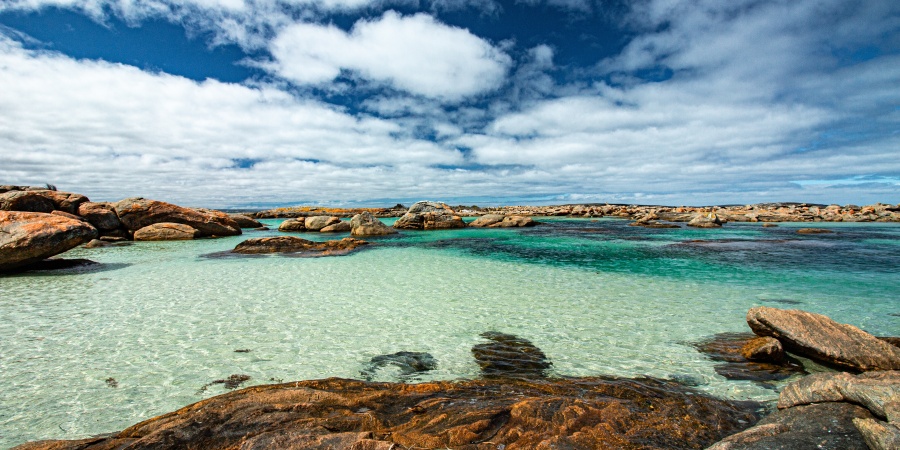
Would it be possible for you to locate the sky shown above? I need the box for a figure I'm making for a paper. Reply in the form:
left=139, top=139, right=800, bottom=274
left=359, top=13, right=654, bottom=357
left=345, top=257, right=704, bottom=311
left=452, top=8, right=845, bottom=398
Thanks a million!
left=0, top=0, right=898, bottom=208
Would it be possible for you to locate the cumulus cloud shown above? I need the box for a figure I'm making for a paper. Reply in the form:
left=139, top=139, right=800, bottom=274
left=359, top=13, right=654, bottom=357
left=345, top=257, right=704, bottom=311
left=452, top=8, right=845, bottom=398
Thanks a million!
left=268, top=11, right=512, bottom=101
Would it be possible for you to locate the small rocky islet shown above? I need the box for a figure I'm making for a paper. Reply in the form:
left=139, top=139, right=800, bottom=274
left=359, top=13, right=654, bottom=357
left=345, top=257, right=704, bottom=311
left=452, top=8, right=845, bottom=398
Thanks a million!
left=3, top=185, right=900, bottom=448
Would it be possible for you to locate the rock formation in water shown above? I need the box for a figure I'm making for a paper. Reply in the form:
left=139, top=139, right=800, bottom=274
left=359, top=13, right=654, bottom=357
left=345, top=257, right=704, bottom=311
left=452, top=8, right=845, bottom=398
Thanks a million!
left=469, top=214, right=536, bottom=228
left=746, top=306, right=900, bottom=371
left=0, top=211, right=98, bottom=271
left=114, top=198, right=241, bottom=237
left=350, top=212, right=397, bottom=236
left=277, top=217, right=306, bottom=232
left=226, top=214, right=263, bottom=229
left=692, top=332, right=805, bottom=382
left=133, top=223, right=201, bottom=241
left=304, top=216, right=341, bottom=231
left=394, top=201, right=466, bottom=230
left=232, top=236, right=369, bottom=256
left=472, top=331, right=553, bottom=378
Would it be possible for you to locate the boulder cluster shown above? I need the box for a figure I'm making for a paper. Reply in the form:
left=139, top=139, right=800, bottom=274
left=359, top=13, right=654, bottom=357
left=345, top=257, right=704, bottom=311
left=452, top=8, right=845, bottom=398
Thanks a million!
left=705, top=306, right=900, bottom=449
left=0, top=185, right=258, bottom=272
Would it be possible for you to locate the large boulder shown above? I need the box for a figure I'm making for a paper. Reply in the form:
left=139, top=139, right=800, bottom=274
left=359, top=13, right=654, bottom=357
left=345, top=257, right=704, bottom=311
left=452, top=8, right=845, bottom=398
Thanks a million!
left=278, top=218, right=306, bottom=232
left=688, top=212, right=723, bottom=228
left=350, top=212, right=397, bottom=236
left=77, top=202, right=122, bottom=231
left=320, top=221, right=351, bottom=233
left=133, top=223, right=200, bottom=241
left=471, top=332, right=552, bottom=378
left=777, top=371, right=900, bottom=418
left=227, top=214, right=263, bottom=229
left=470, top=214, right=536, bottom=228
left=394, top=201, right=466, bottom=230
left=231, top=237, right=369, bottom=256
left=747, top=306, right=900, bottom=371
left=0, top=190, right=55, bottom=213
left=35, top=190, right=90, bottom=214
left=304, top=216, right=341, bottom=231
left=114, top=198, right=241, bottom=237
left=0, top=211, right=98, bottom=271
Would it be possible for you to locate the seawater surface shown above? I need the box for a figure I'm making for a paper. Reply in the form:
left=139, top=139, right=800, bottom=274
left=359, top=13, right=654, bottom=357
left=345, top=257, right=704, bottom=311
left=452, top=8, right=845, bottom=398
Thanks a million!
left=1, top=218, right=898, bottom=447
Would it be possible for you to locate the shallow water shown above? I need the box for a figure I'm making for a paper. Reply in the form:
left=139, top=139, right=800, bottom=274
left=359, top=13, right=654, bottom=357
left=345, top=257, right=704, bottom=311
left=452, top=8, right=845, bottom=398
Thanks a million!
left=1, top=218, right=898, bottom=447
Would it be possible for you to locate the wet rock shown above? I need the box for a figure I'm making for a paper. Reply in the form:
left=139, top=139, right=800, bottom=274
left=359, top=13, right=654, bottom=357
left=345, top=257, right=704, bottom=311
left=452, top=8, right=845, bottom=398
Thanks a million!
left=777, top=371, right=900, bottom=418
left=0, top=190, right=55, bottom=213
left=114, top=198, right=241, bottom=237
left=740, top=337, right=785, bottom=363
left=83, top=239, right=111, bottom=248
left=320, top=221, right=351, bottom=233
left=0, top=211, right=98, bottom=272
left=227, top=214, right=263, bottom=229
left=360, top=351, right=437, bottom=381
left=706, top=402, right=874, bottom=450
left=278, top=218, right=306, bottom=232
left=797, top=228, right=833, bottom=234
left=747, top=306, right=900, bottom=371
left=304, top=216, right=341, bottom=231
left=15, top=376, right=760, bottom=450
left=471, top=332, right=552, bottom=378
left=631, top=221, right=681, bottom=228
left=394, top=201, right=466, bottom=230
left=350, top=212, right=397, bottom=237
left=134, top=223, right=201, bottom=241
left=693, top=333, right=806, bottom=382
left=232, top=237, right=369, bottom=256
left=196, top=374, right=251, bottom=394
left=77, top=202, right=123, bottom=231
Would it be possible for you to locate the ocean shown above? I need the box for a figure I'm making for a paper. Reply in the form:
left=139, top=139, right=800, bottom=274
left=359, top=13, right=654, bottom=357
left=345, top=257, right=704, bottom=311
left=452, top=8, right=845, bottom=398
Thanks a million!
left=1, top=217, right=898, bottom=447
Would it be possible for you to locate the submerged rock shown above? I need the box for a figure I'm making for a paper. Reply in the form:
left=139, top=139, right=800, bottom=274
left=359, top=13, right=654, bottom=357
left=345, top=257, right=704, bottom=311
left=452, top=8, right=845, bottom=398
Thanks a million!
left=692, top=333, right=806, bottom=382
left=15, top=376, right=759, bottom=450
left=0, top=211, right=98, bottom=272
left=797, top=228, right=833, bottom=234
left=232, top=236, right=369, bottom=256
left=114, top=198, right=241, bottom=237
left=394, top=201, right=466, bottom=230
left=747, top=306, right=900, bottom=371
left=350, top=212, right=397, bottom=237
left=360, top=351, right=437, bottom=381
left=471, top=331, right=552, bottom=378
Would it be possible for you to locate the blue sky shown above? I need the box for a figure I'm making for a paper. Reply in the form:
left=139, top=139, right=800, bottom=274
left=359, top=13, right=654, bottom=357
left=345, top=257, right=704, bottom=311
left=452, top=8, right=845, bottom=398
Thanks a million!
left=0, top=0, right=898, bottom=207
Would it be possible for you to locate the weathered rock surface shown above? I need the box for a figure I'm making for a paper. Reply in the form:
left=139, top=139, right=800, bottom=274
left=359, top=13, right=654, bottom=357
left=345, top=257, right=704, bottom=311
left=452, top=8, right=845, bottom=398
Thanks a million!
left=360, top=351, right=437, bottom=381
left=777, top=371, right=900, bottom=418
left=471, top=332, right=553, bottom=378
left=232, top=237, right=369, bottom=256
left=0, top=190, right=55, bottom=213
left=706, top=402, right=874, bottom=450
left=133, top=223, right=200, bottom=241
left=394, top=201, right=466, bottom=230
left=747, top=306, right=900, bottom=371
left=470, top=214, right=537, bottom=228
left=0, top=211, right=98, bottom=271
left=277, top=218, right=306, bottom=232
left=740, top=336, right=785, bottom=363
left=688, top=213, right=723, bottom=228
left=78, top=201, right=123, bottom=229
left=35, top=190, right=90, bottom=214
left=320, top=221, right=351, bottom=233
left=350, top=212, right=397, bottom=237
left=304, top=215, right=341, bottom=231
left=114, top=198, right=240, bottom=237
left=15, top=375, right=759, bottom=450
left=227, top=214, right=263, bottom=229
left=692, top=333, right=805, bottom=382
left=853, top=417, right=900, bottom=450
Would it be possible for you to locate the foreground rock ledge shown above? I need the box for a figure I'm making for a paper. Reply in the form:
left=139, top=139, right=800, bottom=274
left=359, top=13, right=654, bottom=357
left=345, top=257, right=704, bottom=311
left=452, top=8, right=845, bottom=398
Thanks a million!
left=232, top=237, right=369, bottom=256
left=15, top=376, right=759, bottom=450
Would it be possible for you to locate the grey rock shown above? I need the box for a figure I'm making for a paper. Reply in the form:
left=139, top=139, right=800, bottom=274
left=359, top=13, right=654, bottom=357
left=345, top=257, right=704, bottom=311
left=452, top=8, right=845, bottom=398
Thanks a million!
left=350, top=212, right=397, bottom=237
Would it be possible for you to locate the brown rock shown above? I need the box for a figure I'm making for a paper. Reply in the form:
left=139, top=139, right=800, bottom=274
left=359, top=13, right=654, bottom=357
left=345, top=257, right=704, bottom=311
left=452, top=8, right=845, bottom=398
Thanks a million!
left=83, top=239, right=112, bottom=248
left=278, top=218, right=306, bottom=232
left=0, top=211, right=98, bottom=271
left=77, top=202, right=122, bottom=231
left=133, top=223, right=200, bottom=241
left=797, top=228, right=833, bottom=234
left=853, top=418, right=900, bottom=450
left=227, top=214, right=263, bottom=229
left=747, top=306, right=900, bottom=371
left=0, top=190, right=55, bottom=213
left=13, top=376, right=758, bottom=450
left=35, top=190, right=90, bottom=214
left=469, top=214, right=505, bottom=227
left=320, top=221, right=351, bottom=233
left=740, top=337, right=785, bottom=363
left=693, top=332, right=805, bottom=382
left=688, top=213, right=723, bottom=228
left=394, top=201, right=466, bottom=230
left=778, top=371, right=900, bottom=418
left=114, top=198, right=240, bottom=237
left=232, top=237, right=369, bottom=256
left=350, top=212, right=397, bottom=236
left=50, top=210, right=85, bottom=221
left=304, top=216, right=341, bottom=231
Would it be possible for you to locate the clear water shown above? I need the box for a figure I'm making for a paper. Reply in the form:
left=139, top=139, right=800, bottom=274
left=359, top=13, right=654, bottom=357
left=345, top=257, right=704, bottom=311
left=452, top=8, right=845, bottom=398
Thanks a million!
left=1, top=218, right=898, bottom=447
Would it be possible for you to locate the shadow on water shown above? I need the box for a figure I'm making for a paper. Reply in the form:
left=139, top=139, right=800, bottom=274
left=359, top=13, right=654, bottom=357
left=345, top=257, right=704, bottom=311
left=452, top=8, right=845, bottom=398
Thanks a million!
left=2, top=259, right=132, bottom=277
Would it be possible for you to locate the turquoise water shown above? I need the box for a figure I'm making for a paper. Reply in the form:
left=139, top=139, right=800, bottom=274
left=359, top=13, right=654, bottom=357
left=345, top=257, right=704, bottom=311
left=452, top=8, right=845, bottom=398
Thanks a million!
left=1, top=217, right=898, bottom=447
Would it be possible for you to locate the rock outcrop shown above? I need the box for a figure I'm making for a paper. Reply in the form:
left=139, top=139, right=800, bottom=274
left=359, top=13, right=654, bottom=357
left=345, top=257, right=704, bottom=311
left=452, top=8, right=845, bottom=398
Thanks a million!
left=232, top=237, right=369, bottom=256
left=394, top=201, right=466, bottom=230
left=277, top=218, right=306, bottom=232
left=688, top=213, right=723, bottom=228
left=350, top=212, right=397, bottom=237
left=0, top=211, right=98, bottom=271
left=304, top=216, right=341, bottom=231
left=320, top=221, right=351, bottom=233
left=15, top=376, right=758, bottom=450
left=227, top=214, right=263, bottom=229
left=747, top=306, right=900, bottom=371
left=77, top=202, right=122, bottom=231
left=0, top=190, right=56, bottom=213
left=469, top=214, right=536, bottom=228
left=692, top=332, right=805, bottom=382
left=133, top=223, right=200, bottom=241
left=114, top=198, right=241, bottom=237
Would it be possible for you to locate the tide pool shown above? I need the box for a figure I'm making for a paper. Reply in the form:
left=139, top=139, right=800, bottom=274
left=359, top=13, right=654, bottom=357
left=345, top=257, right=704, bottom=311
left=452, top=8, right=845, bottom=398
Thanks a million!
left=1, top=218, right=898, bottom=447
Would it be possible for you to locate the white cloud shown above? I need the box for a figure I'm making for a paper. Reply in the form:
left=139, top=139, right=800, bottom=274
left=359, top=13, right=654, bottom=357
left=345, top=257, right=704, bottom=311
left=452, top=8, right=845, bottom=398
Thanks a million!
left=268, top=11, right=512, bottom=101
